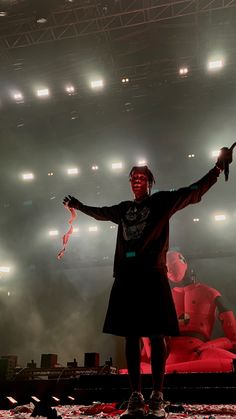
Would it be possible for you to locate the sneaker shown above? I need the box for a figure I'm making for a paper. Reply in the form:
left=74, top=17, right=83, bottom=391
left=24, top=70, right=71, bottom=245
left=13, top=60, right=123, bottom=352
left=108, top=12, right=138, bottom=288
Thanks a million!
left=148, top=391, right=167, bottom=418
left=121, top=391, right=145, bottom=417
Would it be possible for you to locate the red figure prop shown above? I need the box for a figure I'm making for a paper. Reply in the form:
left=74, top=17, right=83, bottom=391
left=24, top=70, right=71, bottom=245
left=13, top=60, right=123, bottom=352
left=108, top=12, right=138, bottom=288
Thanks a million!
left=140, top=251, right=236, bottom=373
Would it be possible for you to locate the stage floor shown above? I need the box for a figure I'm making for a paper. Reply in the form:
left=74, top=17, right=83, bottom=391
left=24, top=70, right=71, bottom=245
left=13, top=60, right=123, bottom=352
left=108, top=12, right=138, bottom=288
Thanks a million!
left=1, top=402, right=236, bottom=418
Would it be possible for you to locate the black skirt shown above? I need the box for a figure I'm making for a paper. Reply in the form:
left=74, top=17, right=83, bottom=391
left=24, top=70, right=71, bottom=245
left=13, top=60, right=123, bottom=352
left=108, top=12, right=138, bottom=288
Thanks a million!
left=103, top=265, right=179, bottom=337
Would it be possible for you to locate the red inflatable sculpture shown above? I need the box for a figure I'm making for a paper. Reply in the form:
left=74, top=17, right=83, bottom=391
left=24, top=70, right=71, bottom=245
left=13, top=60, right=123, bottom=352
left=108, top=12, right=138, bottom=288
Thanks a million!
left=140, top=251, right=236, bottom=373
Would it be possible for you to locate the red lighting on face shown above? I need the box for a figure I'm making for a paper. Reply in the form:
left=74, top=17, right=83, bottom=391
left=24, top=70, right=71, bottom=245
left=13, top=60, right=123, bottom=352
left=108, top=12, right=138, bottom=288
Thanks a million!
left=130, top=173, right=149, bottom=200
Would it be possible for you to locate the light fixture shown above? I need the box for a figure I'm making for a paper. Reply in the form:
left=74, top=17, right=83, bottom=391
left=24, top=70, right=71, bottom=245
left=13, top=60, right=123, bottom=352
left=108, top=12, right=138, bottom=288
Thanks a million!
left=49, top=230, right=59, bottom=236
left=65, top=85, right=75, bottom=94
left=88, top=226, right=98, bottom=232
left=22, top=173, right=34, bottom=180
left=179, top=67, right=189, bottom=76
left=208, top=59, right=224, bottom=70
left=111, top=162, right=123, bottom=169
left=67, top=168, right=79, bottom=175
left=90, top=79, right=104, bottom=89
left=212, top=150, right=220, bottom=157
left=137, top=159, right=147, bottom=166
left=214, top=214, right=226, bottom=221
left=0, top=266, right=11, bottom=273
left=36, top=88, right=50, bottom=97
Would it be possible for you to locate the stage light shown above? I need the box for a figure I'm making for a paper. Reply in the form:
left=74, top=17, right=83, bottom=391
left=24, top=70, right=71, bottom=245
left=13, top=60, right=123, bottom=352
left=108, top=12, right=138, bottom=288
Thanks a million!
left=13, top=92, right=24, bottom=102
left=65, top=85, right=75, bottom=94
left=22, top=173, right=34, bottom=180
left=212, top=150, right=220, bottom=157
left=0, top=266, right=11, bottom=273
left=214, top=214, right=226, bottom=221
left=36, top=17, right=47, bottom=23
left=67, top=396, right=75, bottom=401
left=111, top=162, right=123, bottom=169
left=208, top=59, right=224, bottom=70
left=193, top=218, right=200, bottom=222
left=48, top=172, right=54, bottom=176
left=188, top=154, right=195, bottom=158
left=137, top=159, right=147, bottom=165
left=0, top=11, right=7, bottom=16
left=36, top=88, right=50, bottom=97
left=88, top=226, right=98, bottom=232
left=91, top=165, right=99, bottom=170
left=31, top=396, right=41, bottom=403
left=67, top=167, right=79, bottom=175
left=6, top=396, right=17, bottom=405
left=72, top=227, right=79, bottom=233
left=7, top=291, right=11, bottom=297
left=52, top=396, right=60, bottom=402
left=110, top=225, right=116, bottom=229
left=179, top=67, right=189, bottom=76
left=122, top=77, right=129, bottom=83
left=90, top=79, right=104, bottom=89
left=49, top=230, right=59, bottom=236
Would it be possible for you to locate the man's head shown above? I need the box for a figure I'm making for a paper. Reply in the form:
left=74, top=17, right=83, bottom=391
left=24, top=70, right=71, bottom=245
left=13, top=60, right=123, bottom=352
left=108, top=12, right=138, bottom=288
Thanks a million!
left=129, top=166, right=155, bottom=201
left=166, top=251, right=188, bottom=283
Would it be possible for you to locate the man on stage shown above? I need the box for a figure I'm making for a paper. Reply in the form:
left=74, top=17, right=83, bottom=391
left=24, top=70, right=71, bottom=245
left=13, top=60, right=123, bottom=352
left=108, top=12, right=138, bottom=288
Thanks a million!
left=63, top=146, right=234, bottom=419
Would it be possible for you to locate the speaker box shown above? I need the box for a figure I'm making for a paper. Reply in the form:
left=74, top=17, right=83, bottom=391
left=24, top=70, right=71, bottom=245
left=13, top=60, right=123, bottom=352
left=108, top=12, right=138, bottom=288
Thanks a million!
left=40, top=354, right=58, bottom=368
left=84, top=352, right=100, bottom=367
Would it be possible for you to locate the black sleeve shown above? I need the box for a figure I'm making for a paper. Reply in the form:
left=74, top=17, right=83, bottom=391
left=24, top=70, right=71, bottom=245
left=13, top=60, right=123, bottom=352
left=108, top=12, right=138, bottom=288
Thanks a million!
left=74, top=201, right=122, bottom=224
left=167, top=166, right=221, bottom=216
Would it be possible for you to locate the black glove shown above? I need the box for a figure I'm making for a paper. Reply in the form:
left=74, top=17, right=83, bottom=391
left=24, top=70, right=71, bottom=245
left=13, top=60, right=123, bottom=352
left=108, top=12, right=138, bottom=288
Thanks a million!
left=216, top=143, right=236, bottom=180
left=63, top=195, right=79, bottom=209
left=216, top=147, right=233, bottom=171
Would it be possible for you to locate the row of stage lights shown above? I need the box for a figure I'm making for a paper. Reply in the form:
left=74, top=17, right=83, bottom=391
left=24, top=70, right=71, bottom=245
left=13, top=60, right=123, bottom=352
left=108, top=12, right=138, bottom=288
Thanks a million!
left=0, top=394, right=77, bottom=411
left=19, top=151, right=221, bottom=181
left=7, top=58, right=224, bottom=104
left=0, top=207, right=232, bottom=276
left=47, top=211, right=232, bottom=237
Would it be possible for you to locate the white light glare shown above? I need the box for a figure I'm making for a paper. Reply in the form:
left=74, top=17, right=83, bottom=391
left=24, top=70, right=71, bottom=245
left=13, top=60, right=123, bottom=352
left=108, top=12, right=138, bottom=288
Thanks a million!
left=13, top=92, right=24, bottom=102
left=0, top=266, right=11, bottom=273
left=37, top=88, right=50, bottom=97
left=111, top=162, right=123, bottom=169
left=208, top=59, right=224, bottom=70
left=179, top=67, right=188, bottom=75
left=88, top=226, right=98, bottom=232
left=49, top=230, right=59, bottom=236
left=31, top=396, right=41, bottom=403
left=91, top=165, right=99, bottom=170
left=72, top=227, right=79, bottom=233
left=22, top=173, right=34, bottom=180
left=68, top=396, right=75, bottom=401
left=137, top=159, right=147, bottom=166
left=65, top=85, right=75, bottom=94
left=48, top=172, right=54, bottom=176
left=6, top=397, right=17, bottom=404
left=122, top=77, right=129, bottom=83
left=67, top=168, right=79, bottom=175
left=212, top=150, right=220, bottom=157
left=214, top=214, right=226, bottom=221
left=193, top=218, right=200, bottom=222
left=188, top=154, right=195, bottom=158
left=52, top=396, right=60, bottom=402
left=0, top=11, right=7, bottom=16
left=91, top=79, right=104, bottom=89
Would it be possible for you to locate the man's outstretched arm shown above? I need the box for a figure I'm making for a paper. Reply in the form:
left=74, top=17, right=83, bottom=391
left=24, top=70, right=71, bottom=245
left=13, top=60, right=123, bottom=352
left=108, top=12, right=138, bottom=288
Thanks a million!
left=63, top=195, right=121, bottom=224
